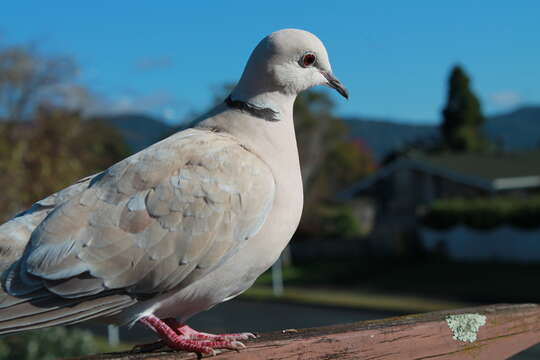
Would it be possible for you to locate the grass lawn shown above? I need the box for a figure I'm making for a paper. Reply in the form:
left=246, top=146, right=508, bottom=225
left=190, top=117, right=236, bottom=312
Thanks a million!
left=245, top=258, right=540, bottom=311
left=242, top=285, right=467, bottom=313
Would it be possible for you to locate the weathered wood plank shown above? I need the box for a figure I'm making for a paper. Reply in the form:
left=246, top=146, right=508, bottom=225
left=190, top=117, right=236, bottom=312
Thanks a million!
left=70, top=303, right=540, bottom=360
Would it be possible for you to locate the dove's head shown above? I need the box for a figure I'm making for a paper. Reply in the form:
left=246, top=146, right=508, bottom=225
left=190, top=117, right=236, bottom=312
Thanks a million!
left=232, top=29, right=348, bottom=104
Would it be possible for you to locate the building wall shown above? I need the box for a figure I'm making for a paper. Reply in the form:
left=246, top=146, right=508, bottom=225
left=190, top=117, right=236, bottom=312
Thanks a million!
left=360, top=168, right=488, bottom=253
left=421, top=225, right=540, bottom=263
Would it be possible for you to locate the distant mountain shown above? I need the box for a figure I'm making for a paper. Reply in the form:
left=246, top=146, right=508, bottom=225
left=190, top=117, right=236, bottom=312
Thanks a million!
left=345, top=106, right=540, bottom=161
left=344, top=117, right=438, bottom=161
left=99, top=106, right=540, bottom=161
left=102, top=114, right=173, bottom=152
left=484, top=106, right=540, bottom=151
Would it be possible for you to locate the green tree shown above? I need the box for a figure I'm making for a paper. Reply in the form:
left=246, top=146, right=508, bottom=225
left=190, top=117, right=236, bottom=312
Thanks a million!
left=0, top=39, right=131, bottom=221
left=293, top=90, right=376, bottom=237
left=0, top=106, right=130, bottom=220
left=441, top=65, right=489, bottom=152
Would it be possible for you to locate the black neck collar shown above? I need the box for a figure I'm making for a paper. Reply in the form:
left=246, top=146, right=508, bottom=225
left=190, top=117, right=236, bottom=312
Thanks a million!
left=225, top=95, right=279, bottom=122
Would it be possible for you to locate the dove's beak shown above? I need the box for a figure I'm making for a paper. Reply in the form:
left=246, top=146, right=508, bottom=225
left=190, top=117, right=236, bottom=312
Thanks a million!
left=321, top=71, right=349, bottom=99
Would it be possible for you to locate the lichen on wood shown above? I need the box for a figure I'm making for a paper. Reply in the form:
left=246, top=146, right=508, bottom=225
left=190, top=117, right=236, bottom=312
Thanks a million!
left=446, top=313, right=487, bottom=343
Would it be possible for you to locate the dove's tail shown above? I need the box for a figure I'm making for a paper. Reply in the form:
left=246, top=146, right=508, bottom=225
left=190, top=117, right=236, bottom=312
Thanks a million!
left=0, top=222, right=136, bottom=335
left=0, top=174, right=129, bottom=335
left=0, top=288, right=135, bottom=335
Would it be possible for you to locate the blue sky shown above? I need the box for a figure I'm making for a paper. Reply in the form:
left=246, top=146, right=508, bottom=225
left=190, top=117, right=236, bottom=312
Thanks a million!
left=2, top=1, right=539, bottom=124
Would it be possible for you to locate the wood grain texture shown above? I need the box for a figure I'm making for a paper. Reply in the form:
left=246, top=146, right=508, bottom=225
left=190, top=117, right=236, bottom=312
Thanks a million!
left=69, top=303, right=540, bottom=360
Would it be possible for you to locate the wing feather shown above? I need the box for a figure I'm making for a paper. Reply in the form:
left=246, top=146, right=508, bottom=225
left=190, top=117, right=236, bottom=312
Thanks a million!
left=4, top=129, right=275, bottom=311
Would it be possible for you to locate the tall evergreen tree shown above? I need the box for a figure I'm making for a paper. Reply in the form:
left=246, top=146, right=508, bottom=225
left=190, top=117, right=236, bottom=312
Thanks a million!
left=441, top=65, right=488, bottom=152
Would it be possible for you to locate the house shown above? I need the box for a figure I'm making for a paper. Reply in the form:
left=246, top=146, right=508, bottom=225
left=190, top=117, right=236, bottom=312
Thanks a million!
left=341, top=151, right=540, bottom=253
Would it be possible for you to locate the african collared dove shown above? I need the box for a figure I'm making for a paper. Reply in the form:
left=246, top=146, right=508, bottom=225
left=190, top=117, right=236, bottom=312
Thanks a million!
left=0, top=28, right=347, bottom=355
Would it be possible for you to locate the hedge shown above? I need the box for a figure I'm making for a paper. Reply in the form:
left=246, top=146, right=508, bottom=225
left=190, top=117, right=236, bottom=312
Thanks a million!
left=421, top=195, right=540, bottom=230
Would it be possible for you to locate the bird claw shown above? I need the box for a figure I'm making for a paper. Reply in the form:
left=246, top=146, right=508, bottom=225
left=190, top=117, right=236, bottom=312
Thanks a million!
left=204, top=332, right=256, bottom=341
left=230, top=340, right=246, bottom=350
left=234, top=332, right=257, bottom=340
left=195, top=339, right=246, bottom=352
left=171, top=322, right=257, bottom=342
left=139, top=315, right=255, bottom=356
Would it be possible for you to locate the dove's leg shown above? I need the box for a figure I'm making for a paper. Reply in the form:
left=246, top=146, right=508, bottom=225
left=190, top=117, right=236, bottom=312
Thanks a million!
left=139, top=315, right=248, bottom=355
left=164, top=318, right=256, bottom=341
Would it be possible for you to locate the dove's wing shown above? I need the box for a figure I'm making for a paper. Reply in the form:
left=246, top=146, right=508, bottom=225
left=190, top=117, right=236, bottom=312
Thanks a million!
left=0, top=128, right=275, bottom=333
left=0, top=174, right=98, bottom=273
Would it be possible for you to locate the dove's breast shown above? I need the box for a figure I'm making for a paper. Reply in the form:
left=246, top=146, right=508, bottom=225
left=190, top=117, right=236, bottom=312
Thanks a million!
left=126, top=148, right=303, bottom=323
left=134, top=167, right=303, bottom=323
left=135, top=175, right=302, bottom=322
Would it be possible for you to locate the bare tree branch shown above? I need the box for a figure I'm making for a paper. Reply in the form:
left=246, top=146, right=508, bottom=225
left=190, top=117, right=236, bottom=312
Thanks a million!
left=0, top=44, right=77, bottom=121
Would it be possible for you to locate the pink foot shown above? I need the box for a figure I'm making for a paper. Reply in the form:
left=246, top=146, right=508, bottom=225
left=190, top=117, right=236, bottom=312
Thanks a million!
left=164, top=318, right=257, bottom=341
left=137, top=315, right=255, bottom=356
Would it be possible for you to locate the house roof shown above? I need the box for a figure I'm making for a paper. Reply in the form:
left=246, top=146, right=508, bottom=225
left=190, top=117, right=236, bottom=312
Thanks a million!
left=341, top=150, right=540, bottom=198
left=410, top=151, right=540, bottom=180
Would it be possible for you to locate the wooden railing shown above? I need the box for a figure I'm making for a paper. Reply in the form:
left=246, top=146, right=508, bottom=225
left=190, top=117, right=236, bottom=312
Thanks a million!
left=72, top=303, right=540, bottom=360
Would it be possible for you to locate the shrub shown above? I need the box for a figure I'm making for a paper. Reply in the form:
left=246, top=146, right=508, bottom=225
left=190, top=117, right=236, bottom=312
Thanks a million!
left=0, top=327, right=97, bottom=360
left=422, top=195, right=540, bottom=230
left=320, top=205, right=363, bottom=239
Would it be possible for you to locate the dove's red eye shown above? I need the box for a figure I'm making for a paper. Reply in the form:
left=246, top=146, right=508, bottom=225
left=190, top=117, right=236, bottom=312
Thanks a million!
left=301, top=53, right=316, bottom=67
